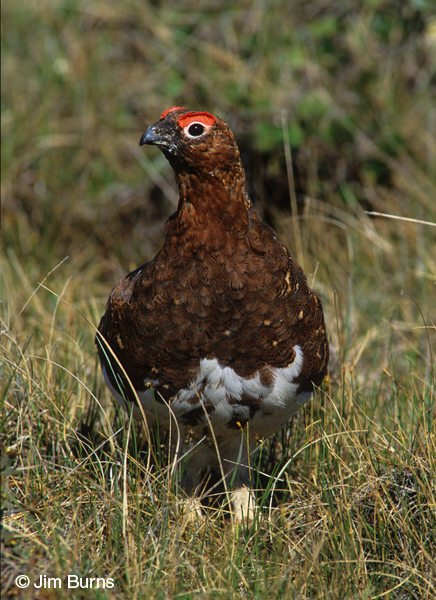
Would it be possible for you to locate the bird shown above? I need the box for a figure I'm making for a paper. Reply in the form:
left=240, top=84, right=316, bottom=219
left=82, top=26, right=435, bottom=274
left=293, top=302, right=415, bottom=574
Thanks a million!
left=96, top=106, right=329, bottom=520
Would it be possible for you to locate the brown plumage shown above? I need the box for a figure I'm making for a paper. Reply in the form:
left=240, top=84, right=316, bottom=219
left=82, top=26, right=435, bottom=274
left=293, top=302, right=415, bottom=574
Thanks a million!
left=96, top=107, right=328, bottom=518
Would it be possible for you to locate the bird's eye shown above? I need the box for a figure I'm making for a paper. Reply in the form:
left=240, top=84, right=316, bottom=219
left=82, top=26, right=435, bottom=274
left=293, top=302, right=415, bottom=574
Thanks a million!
left=187, top=123, right=205, bottom=137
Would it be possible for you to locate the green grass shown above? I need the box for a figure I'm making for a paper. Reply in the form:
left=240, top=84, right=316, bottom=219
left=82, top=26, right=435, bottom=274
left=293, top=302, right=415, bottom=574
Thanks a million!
left=2, top=0, right=436, bottom=598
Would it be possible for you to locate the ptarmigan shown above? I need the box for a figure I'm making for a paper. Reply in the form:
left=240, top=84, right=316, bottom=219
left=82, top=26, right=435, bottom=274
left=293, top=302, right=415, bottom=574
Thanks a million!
left=96, top=107, right=329, bottom=519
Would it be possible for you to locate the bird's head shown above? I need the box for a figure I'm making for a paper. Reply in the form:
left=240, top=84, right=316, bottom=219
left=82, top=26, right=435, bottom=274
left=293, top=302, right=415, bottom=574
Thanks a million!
left=140, top=107, right=242, bottom=177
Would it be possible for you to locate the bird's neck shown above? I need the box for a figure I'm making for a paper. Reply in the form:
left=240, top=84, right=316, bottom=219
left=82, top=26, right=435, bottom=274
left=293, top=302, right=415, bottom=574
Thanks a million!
left=164, top=167, right=252, bottom=249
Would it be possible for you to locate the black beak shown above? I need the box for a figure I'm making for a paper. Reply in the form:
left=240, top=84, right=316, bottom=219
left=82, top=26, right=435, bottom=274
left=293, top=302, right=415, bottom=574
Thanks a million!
left=140, top=126, right=162, bottom=146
